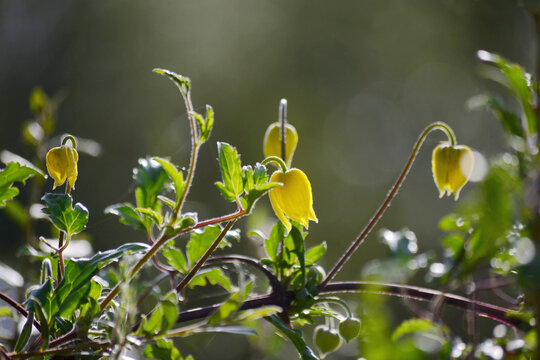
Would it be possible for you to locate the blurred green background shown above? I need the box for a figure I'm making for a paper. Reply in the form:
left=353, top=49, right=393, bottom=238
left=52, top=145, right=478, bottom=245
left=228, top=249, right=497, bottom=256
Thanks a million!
left=0, top=1, right=537, bottom=358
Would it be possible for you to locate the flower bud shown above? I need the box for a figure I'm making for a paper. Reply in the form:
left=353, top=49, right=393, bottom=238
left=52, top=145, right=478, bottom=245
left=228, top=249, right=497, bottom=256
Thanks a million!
left=314, top=325, right=342, bottom=357
left=432, top=143, right=473, bottom=200
left=263, top=122, right=298, bottom=167
left=338, top=317, right=361, bottom=343
left=268, top=168, right=317, bottom=233
left=46, top=142, right=79, bottom=191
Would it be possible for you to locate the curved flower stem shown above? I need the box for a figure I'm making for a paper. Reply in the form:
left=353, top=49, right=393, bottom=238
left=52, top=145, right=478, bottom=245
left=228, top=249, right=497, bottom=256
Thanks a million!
left=61, top=135, right=77, bottom=148
left=174, top=219, right=238, bottom=292
left=0, top=291, right=41, bottom=332
left=175, top=281, right=525, bottom=329
left=172, top=86, right=200, bottom=224
left=262, top=156, right=288, bottom=173
left=313, top=296, right=352, bottom=318
left=320, top=122, right=456, bottom=288
left=99, top=209, right=246, bottom=312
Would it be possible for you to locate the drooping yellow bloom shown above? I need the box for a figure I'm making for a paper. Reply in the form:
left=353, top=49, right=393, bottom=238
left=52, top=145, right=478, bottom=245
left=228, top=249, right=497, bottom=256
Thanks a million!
left=263, top=122, right=298, bottom=167
left=269, top=168, right=318, bottom=233
left=432, top=143, right=474, bottom=200
left=46, top=144, right=79, bottom=191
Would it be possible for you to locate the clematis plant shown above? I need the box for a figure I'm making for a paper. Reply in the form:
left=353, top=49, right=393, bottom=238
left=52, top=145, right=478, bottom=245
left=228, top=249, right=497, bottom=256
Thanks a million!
left=7, top=61, right=539, bottom=360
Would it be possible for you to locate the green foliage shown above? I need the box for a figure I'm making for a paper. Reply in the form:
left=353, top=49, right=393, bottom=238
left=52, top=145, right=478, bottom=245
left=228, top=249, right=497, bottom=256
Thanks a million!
left=215, top=142, right=244, bottom=202
left=42, top=193, right=89, bottom=237
left=0, top=162, right=44, bottom=207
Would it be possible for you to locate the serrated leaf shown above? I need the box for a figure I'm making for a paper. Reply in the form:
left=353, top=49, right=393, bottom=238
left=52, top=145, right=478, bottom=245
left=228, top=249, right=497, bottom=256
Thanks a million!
left=215, top=142, right=243, bottom=202
left=42, top=193, right=88, bottom=237
left=153, top=68, right=191, bottom=93
left=105, top=203, right=146, bottom=231
left=189, top=268, right=232, bottom=291
left=203, top=105, right=214, bottom=141
left=0, top=162, right=43, bottom=207
left=154, top=157, right=185, bottom=204
left=163, top=246, right=188, bottom=273
left=241, top=163, right=279, bottom=211
left=136, top=207, right=163, bottom=226
left=186, top=225, right=222, bottom=266
left=305, top=242, right=327, bottom=266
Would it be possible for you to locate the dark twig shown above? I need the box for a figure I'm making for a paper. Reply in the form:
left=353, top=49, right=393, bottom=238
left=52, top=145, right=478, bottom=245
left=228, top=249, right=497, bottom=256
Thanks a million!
left=174, top=281, right=526, bottom=329
left=0, top=291, right=41, bottom=332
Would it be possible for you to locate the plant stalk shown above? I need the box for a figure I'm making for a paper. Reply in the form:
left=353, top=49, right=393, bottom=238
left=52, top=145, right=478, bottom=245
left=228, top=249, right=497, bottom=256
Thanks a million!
left=321, top=122, right=455, bottom=287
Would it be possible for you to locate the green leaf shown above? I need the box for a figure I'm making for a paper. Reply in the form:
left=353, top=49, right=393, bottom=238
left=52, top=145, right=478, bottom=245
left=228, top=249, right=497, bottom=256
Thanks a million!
left=144, top=338, right=184, bottom=360
left=208, top=282, right=253, bottom=325
left=266, top=315, right=319, bottom=360
left=14, top=311, right=34, bottom=353
left=233, top=306, right=281, bottom=322
left=392, top=318, right=446, bottom=343
left=105, top=203, right=146, bottom=231
left=203, top=105, right=214, bottom=142
left=266, top=222, right=286, bottom=262
left=49, top=243, right=149, bottom=323
left=186, top=225, right=222, bottom=266
left=192, top=325, right=257, bottom=337
left=485, top=97, right=524, bottom=138
left=32, top=301, right=50, bottom=349
left=305, top=242, right=327, bottom=266
left=153, top=68, right=191, bottom=93
left=136, top=207, right=164, bottom=227
left=188, top=268, right=232, bottom=291
left=241, top=163, right=280, bottom=211
left=478, top=50, right=537, bottom=135
left=42, top=193, right=88, bottom=237
left=140, top=292, right=178, bottom=335
left=153, top=157, right=185, bottom=204
left=163, top=244, right=188, bottom=273
left=133, top=157, right=169, bottom=211
left=0, top=162, right=43, bottom=207
left=290, top=225, right=306, bottom=283
left=215, top=142, right=244, bottom=202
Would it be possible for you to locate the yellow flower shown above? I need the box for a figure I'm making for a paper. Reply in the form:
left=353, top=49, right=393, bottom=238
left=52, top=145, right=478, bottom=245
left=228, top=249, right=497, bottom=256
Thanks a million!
left=269, top=168, right=318, bottom=233
left=46, top=144, right=79, bottom=190
left=263, top=122, right=298, bottom=167
left=432, top=143, right=474, bottom=200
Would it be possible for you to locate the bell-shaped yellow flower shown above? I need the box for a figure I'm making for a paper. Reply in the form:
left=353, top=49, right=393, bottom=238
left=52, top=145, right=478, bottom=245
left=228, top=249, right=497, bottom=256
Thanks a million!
left=263, top=122, right=298, bottom=167
left=269, top=168, right=318, bottom=233
left=46, top=144, right=79, bottom=191
left=432, top=143, right=474, bottom=200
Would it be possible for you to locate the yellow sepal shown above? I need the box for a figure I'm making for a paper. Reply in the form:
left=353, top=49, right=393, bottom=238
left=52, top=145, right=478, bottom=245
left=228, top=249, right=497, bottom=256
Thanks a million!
left=432, top=143, right=473, bottom=200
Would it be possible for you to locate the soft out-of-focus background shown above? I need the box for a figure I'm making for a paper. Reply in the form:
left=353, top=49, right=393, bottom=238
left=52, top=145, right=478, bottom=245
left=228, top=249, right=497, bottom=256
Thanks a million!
left=0, top=1, right=537, bottom=358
